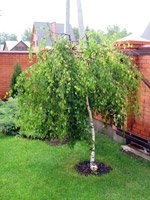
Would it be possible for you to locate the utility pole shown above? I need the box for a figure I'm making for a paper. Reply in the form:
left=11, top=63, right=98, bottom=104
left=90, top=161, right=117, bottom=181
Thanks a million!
left=66, top=0, right=70, bottom=35
left=77, top=0, right=85, bottom=38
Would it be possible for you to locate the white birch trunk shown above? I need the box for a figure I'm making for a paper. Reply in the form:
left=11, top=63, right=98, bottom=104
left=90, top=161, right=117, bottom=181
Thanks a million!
left=86, top=96, right=98, bottom=172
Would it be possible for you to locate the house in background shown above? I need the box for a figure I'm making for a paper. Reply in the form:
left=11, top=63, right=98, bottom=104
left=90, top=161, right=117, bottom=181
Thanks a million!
left=116, top=22, right=150, bottom=43
left=3, top=40, right=30, bottom=51
left=31, top=21, right=75, bottom=51
left=141, top=22, right=150, bottom=40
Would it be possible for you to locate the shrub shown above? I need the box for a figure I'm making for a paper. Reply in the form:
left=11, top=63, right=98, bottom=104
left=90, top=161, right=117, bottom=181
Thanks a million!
left=0, top=99, right=4, bottom=106
left=3, top=91, right=10, bottom=101
left=10, top=63, right=22, bottom=98
left=0, top=122, right=18, bottom=135
left=0, top=98, right=18, bottom=136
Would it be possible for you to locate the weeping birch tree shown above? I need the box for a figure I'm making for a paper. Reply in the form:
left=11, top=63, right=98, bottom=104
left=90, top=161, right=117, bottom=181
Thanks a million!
left=16, top=33, right=141, bottom=172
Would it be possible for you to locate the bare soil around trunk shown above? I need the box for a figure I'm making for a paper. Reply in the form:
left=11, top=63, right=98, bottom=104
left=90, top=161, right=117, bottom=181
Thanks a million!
left=75, top=160, right=112, bottom=176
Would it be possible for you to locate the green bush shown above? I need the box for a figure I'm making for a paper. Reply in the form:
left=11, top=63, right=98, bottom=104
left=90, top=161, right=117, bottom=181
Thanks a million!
left=0, top=98, right=18, bottom=136
left=0, top=98, right=41, bottom=138
left=0, top=99, right=4, bottom=106
left=0, top=122, right=18, bottom=135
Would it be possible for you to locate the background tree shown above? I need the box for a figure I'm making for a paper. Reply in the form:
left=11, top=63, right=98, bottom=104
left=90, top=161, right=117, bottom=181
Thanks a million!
left=0, top=32, right=17, bottom=44
left=10, top=63, right=22, bottom=98
left=22, top=28, right=32, bottom=41
left=73, top=26, right=97, bottom=41
left=106, top=25, right=130, bottom=41
left=16, top=34, right=140, bottom=171
left=73, top=25, right=129, bottom=43
left=73, top=27, right=79, bottom=40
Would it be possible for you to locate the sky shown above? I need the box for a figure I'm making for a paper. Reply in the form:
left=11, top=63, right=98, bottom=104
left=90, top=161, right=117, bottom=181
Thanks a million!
left=0, top=0, right=150, bottom=40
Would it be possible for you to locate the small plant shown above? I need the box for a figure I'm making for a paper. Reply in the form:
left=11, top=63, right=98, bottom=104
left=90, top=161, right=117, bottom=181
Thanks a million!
left=1, top=122, right=18, bottom=135
left=0, top=98, right=18, bottom=136
left=3, top=91, right=9, bottom=101
left=0, top=99, right=4, bottom=106
left=10, top=63, right=22, bottom=98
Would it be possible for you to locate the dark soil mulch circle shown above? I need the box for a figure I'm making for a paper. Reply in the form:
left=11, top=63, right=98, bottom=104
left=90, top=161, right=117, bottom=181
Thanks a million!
left=75, top=161, right=112, bottom=176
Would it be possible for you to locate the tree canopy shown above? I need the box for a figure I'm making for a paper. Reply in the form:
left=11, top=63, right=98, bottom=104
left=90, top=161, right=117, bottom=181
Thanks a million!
left=73, top=25, right=130, bottom=42
left=22, top=28, right=32, bottom=41
left=105, top=25, right=130, bottom=41
left=16, top=33, right=141, bottom=146
left=72, top=27, right=79, bottom=40
left=0, top=32, right=17, bottom=44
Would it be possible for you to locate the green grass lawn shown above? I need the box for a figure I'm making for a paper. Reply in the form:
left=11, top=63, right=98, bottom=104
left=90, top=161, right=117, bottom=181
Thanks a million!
left=0, top=133, right=149, bottom=200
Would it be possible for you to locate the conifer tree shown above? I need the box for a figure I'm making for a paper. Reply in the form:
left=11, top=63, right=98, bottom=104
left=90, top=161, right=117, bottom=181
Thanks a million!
left=10, top=63, right=22, bottom=97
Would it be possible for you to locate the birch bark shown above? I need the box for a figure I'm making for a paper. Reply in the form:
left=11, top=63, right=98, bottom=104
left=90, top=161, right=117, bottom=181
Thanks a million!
left=86, top=96, right=98, bottom=172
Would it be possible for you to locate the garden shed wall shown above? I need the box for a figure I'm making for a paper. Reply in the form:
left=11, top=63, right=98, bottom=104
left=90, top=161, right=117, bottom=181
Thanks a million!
left=114, top=40, right=150, bottom=141
left=127, top=54, right=150, bottom=140
left=95, top=41, right=150, bottom=142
